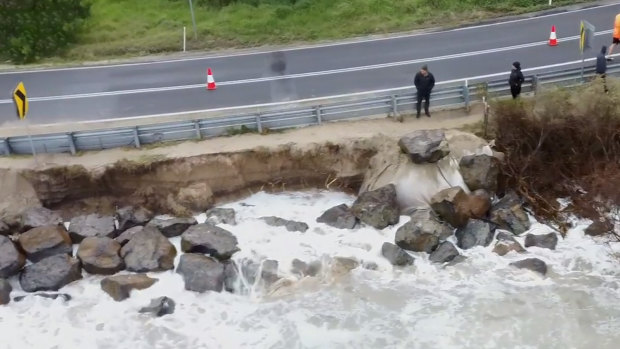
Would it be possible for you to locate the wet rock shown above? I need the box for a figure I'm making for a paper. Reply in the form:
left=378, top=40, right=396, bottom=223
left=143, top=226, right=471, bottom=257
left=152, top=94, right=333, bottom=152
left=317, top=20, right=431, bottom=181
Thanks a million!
left=18, top=225, right=73, bottom=263
left=77, top=237, right=124, bottom=275
left=181, top=224, right=240, bottom=261
left=429, top=241, right=460, bottom=263
left=395, top=220, right=440, bottom=253
left=489, top=192, right=531, bottom=235
left=68, top=214, right=116, bottom=243
left=316, top=204, right=357, bottom=229
left=398, top=129, right=450, bottom=164
left=410, top=209, right=454, bottom=240
left=139, top=296, right=176, bottom=317
left=260, top=216, right=309, bottom=233
left=114, top=225, right=146, bottom=246
left=455, top=219, right=495, bottom=250
left=19, top=207, right=63, bottom=232
left=19, top=254, right=82, bottom=292
left=330, top=257, right=360, bottom=276
left=524, top=233, right=558, bottom=250
left=13, top=293, right=72, bottom=303
left=0, top=235, right=25, bottom=278
left=120, top=228, right=177, bottom=272
left=0, top=221, right=11, bottom=236
left=291, top=259, right=308, bottom=276
left=493, top=231, right=526, bottom=256
left=459, top=154, right=500, bottom=193
left=351, top=184, right=400, bottom=229
left=176, top=253, right=225, bottom=293
left=260, top=259, right=280, bottom=285
left=381, top=242, right=415, bottom=266
left=363, top=261, right=379, bottom=270
left=467, top=190, right=492, bottom=219
left=206, top=208, right=237, bottom=225
left=115, top=206, right=153, bottom=231
left=510, top=258, right=547, bottom=275
left=147, top=217, right=197, bottom=238
left=100, top=274, right=158, bottom=301
left=585, top=219, right=614, bottom=236
left=0, top=279, right=11, bottom=305
left=430, top=187, right=471, bottom=228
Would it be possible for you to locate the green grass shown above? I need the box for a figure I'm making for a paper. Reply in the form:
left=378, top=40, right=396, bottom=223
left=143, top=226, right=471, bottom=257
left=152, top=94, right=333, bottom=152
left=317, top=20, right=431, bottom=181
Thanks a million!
left=53, top=0, right=587, bottom=62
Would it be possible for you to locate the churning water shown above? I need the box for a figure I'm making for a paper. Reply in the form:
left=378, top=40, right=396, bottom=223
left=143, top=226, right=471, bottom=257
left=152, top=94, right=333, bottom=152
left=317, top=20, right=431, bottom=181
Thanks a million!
left=2, top=190, right=620, bottom=349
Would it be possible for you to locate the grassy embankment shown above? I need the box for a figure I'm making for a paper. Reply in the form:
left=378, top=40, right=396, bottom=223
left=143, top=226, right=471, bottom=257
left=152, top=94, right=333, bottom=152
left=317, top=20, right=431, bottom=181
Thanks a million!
left=56, top=0, right=587, bottom=63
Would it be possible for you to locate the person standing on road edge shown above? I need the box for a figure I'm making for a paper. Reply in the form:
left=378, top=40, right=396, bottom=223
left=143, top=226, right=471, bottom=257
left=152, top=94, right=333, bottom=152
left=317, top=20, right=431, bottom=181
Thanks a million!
left=596, top=45, right=609, bottom=93
left=414, top=64, right=435, bottom=118
left=509, top=61, right=524, bottom=99
left=607, top=13, right=620, bottom=60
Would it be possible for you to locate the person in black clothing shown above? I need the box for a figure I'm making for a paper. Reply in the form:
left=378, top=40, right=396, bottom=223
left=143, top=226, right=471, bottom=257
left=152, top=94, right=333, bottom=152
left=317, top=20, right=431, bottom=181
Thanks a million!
left=596, top=45, right=608, bottom=93
left=509, top=61, right=525, bottom=99
left=414, top=64, right=435, bottom=118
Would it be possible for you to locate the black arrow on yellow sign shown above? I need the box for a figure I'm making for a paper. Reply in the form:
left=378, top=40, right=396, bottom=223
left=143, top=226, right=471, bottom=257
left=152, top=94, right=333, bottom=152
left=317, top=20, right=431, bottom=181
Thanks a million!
left=12, top=82, right=28, bottom=120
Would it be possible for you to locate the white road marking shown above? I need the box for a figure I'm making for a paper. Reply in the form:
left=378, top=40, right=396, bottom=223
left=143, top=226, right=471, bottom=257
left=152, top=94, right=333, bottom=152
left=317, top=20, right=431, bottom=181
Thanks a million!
left=0, top=2, right=617, bottom=74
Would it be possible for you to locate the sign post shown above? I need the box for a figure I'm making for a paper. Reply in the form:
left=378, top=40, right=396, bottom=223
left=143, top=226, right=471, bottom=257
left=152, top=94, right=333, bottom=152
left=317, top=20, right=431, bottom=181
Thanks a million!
left=580, top=20, right=595, bottom=81
left=12, top=82, right=37, bottom=158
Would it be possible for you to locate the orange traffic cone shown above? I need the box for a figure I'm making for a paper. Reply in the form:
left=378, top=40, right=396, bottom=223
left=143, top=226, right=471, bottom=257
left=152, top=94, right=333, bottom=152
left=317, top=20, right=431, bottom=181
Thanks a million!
left=549, top=25, right=558, bottom=46
left=206, top=68, right=216, bottom=90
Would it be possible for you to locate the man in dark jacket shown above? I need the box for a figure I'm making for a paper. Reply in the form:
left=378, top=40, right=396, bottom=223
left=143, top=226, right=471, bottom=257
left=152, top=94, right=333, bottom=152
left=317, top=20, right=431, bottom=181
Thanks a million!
left=509, top=61, right=525, bottom=99
left=596, top=45, right=608, bottom=92
left=414, top=64, right=435, bottom=118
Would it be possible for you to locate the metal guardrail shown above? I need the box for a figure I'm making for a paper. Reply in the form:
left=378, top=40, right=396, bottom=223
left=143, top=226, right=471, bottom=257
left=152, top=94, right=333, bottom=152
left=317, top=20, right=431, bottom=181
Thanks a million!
left=1, top=63, right=618, bottom=156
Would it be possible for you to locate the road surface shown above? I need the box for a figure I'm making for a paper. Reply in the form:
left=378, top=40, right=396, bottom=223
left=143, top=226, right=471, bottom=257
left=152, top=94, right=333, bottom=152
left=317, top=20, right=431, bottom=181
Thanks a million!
left=1, top=2, right=619, bottom=124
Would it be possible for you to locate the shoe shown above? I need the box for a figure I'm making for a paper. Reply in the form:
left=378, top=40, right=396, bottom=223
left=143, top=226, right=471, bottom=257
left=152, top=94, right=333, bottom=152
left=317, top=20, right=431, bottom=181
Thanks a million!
left=425, top=113, right=431, bottom=118
left=416, top=114, right=420, bottom=119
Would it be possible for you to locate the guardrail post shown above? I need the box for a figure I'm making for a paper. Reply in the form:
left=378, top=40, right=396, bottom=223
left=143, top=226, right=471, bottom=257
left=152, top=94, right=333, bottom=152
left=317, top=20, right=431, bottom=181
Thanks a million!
left=462, top=80, right=470, bottom=113
left=315, top=106, right=323, bottom=125
left=532, top=75, right=539, bottom=95
left=194, top=120, right=202, bottom=140
left=1, top=139, right=10, bottom=156
left=255, top=114, right=263, bottom=133
left=133, top=128, right=141, bottom=148
left=390, top=95, right=399, bottom=118
left=67, top=133, right=77, bottom=155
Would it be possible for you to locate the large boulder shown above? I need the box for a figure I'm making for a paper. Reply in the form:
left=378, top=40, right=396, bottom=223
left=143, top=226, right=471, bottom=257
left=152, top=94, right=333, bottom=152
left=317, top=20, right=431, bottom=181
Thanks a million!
left=115, top=225, right=146, bottom=246
left=0, top=279, right=11, bottom=305
left=489, top=191, right=531, bottom=235
left=381, top=242, right=415, bottom=266
left=351, top=184, right=400, bottom=229
left=584, top=219, right=614, bottom=237
left=524, top=233, right=558, bottom=250
left=206, top=208, right=237, bottom=225
left=68, top=214, right=116, bottom=243
left=493, top=231, right=526, bottom=256
left=395, top=220, right=440, bottom=253
left=18, top=225, right=73, bottom=263
left=0, top=170, right=41, bottom=228
left=316, top=204, right=357, bottom=229
left=429, top=241, right=460, bottom=263
left=455, top=219, right=495, bottom=250
left=19, top=254, right=82, bottom=292
left=0, top=236, right=26, bottom=278
left=176, top=253, right=225, bottom=293
left=77, top=237, right=124, bottom=275
left=20, top=207, right=63, bottom=232
left=510, top=258, right=547, bottom=276
left=459, top=154, right=500, bottom=193
left=100, top=274, right=158, bottom=301
left=260, top=216, right=309, bottom=233
left=139, top=297, right=176, bottom=317
left=410, top=209, right=454, bottom=240
left=181, top=224, right=239, bottom=261
left=147, top=217, right=197, bottom=238
left=398, top=129, right=450, bottom=164
left=430, top=187, right=471, bottom=228
left=120, top=228, right=177, bottom=272
left=115, top=206, right=153, bottom=231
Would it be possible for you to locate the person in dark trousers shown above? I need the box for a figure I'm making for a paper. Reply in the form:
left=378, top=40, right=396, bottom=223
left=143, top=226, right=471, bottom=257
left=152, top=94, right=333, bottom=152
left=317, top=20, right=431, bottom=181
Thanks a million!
left=414, top=64, right=435, bottom=118
left=509, top=61, right=525, bottom=99
left=596, top=45, right=608, bottom=93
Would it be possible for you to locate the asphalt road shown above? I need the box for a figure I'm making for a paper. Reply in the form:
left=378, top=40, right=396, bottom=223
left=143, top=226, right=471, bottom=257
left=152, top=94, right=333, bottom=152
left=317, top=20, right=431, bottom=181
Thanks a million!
left=1, top=2, right=620, bottom=124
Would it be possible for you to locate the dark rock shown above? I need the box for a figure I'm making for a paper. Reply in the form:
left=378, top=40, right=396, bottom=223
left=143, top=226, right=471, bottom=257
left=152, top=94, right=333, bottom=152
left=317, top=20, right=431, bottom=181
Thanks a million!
left=395, top=220, right=440, bottom=253
left=176, top=253, right=225, bottom=293
left=510, top=258, right=547, bottom=275
left=223, top=261, right=239, bottom=292
left=381, top=242, right=415, bottom=266
left=0, top=221, right=11, bottom=236
left=410, top=209, right=454, bottom=240
left=585, top=219, right=614, bottom=237
left=493, top=231, right=526, bottom=256
left=120, top=228, right=177, bottom=272
left=18, top=225, right=73, bottom=263
left=20, top=207, right=63, bottom=232
left=0, top=235, right=25, bottom=278
left=290, top=259, right=321, bottom=277
left=0, top=279, right=11, bottom=305
left=316, top=204, right=357, bottom=229
left=139, top=296, right=176, bottom=317
left=261, top=259, right=279, bottom=285
left=19, top=254, right=82, bottom=292
left=430, top=187, right=471, bottom=228
left=459, top=154, right=500, bottom=193
left=429, top=241, right=460, bottom=263
left=100, top=274, right=158, bottom=301
left=206, top=208, right=237, bottom=225
left=489, top=192, right=530, bottom=235
left=260, top=216, right=309, bottom=233
left=68, top=214, right=116, bottom=243
left=147, top=217, right=197, bottom=238
left=115, top=226, right=147, bottom=246
left=77, top=237, right=124, bottom=275
left=524, top=233, right=558, bottom=250
left=307, top=260, right=322, bottom=277
left=455, top=219, right=495, bottom=249
left=13, top=292, right=72, bottom=302
left=398, top=129, right=450, bottom=164
left=181, top=224, right=240, bottom=261
left=115, top=206, right=153, bottom=231
left=351, top=184, right=400, bottom=229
